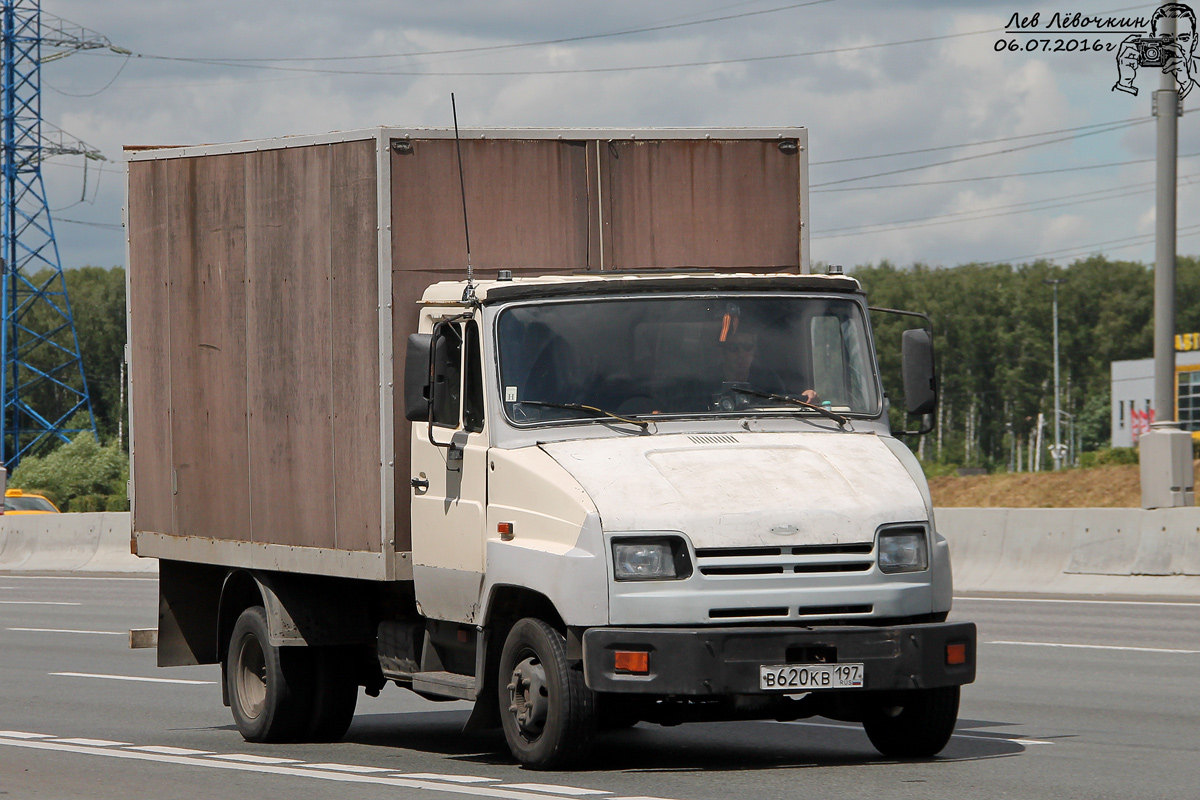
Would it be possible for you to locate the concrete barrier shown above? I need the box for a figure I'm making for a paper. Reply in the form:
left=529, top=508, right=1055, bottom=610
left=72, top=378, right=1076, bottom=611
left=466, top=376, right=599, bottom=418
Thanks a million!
left=3, top=508, right=1199, bottom=596
left=0, top=512, right=155, bottom=573
left=936, top=507, right=1200, bottom=596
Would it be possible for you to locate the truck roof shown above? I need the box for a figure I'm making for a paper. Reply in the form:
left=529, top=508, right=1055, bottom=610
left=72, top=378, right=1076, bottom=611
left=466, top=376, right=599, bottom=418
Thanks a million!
left=124, top=126, right=807, bottom=161
left=419, top=272, right=861, bottom=305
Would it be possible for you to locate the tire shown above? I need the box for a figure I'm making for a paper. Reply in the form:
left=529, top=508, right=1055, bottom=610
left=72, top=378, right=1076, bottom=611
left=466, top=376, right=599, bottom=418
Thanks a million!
left=498, top=617, right=597, bottom=769
left=862, top=686, right=960, bottom=758
left=226, top=606, right=313, bottom=743
left=305, top=647, right=359, bottom=742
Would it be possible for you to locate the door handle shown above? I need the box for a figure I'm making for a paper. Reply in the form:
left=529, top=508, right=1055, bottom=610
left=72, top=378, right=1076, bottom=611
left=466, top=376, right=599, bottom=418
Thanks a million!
left=410, top=476, right=429, bottom=493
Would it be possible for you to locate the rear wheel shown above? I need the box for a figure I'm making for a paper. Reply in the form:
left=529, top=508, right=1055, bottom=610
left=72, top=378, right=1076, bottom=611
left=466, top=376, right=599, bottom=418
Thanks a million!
left=498, top=617, right=597, bottom=769
left=305, top=647, right=359, bottom=742
left=862, top=686, right=960, bottom=758
left=226, top=606, right=313, bottom=743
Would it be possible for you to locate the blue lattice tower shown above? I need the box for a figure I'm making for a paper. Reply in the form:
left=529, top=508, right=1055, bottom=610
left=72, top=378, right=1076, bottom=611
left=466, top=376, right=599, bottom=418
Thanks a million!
left=1, top=0, right=105, bottom=467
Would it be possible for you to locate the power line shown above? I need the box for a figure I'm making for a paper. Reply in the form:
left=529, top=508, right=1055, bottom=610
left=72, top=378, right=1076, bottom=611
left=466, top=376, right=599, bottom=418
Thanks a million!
left=127, top=0, right=838, bottom=64
left=812, top=177, right=1167, bottom=237
left=986, top=223, right=1200, bottom=265
left=96, top=26, right=999, bottom=78
left=811, top=120, right=1148, bottom=187
left=811, top=117, right=1149, bottom=165
left=56, top=217, right=121, bottom=230
left=811, top=152, right=1200, bottom=193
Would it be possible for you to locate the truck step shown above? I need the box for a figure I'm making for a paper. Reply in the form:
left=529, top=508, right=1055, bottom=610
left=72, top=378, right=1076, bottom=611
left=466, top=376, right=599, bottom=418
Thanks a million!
left=410, top=671, right=477, bottom=701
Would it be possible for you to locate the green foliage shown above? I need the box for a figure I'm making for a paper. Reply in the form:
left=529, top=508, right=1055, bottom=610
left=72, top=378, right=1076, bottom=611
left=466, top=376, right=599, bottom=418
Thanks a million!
left=1079, top=447, right=1139, bottom=468
left=8, top=434, right=128, bottom=512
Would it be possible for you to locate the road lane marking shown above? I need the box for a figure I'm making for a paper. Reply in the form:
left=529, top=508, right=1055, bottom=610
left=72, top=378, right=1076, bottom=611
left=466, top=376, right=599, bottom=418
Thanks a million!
left=781, top=720, right=1055, bottom=745
left=9, top=627, right=125, bottom=635
left=305, top=763, right=398, bottom=774
left=498, top=785, right=610, bottom=795
left=956, top=596, right=1200, bottom=607
left=127, top=745, right=214, bottom=756
left=52, top=738, right=132, bottom=747
left=395, top=774, right=498, bottom=783
left=0, top=731, right=51, bottom=739
left=0, top=575, right=155, bottom=581
left=0, top=600, right=81, bottom=605
left=988, top=640, right=1200, bottom=654
left=208, top=753, right=304, bottom=764
left=0, top=737, right=636, bottom=800
left=50, top=672, right=215, bottom=685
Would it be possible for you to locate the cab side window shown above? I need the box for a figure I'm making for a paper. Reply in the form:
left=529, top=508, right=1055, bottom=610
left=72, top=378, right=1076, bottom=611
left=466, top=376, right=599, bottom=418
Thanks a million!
left=431, top=323, right=463, bottom=428
left=463, top=321, right=485, bottom=433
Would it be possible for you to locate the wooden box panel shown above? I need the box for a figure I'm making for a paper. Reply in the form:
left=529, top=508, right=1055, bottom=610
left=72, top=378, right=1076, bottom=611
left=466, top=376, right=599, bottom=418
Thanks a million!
left=244, top=146, right=336, bottom=549
left=127, top=159, right=174, bottom=535
left=166, top=155, right=251, bottom=542
left=602, top=139, right=801, bottom=270
left=329, top=140, right=381, bottom=553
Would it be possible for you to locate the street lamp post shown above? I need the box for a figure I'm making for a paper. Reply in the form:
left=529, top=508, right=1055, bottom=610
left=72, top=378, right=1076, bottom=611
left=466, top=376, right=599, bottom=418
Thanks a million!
left=1045, top=278, right=1066, bottom=470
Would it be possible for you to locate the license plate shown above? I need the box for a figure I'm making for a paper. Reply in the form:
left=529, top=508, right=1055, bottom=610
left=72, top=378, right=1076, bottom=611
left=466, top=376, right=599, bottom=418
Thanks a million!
left=759, top=662, right=864, bottom=691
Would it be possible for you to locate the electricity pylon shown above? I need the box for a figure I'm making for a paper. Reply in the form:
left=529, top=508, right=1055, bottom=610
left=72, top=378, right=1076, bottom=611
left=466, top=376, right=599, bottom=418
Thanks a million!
left=1, top=1, right=116, bottom=467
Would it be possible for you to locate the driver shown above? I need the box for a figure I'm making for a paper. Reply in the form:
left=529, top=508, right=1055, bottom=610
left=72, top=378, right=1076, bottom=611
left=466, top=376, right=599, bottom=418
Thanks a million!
left=717, top=329, right=819, bottom=404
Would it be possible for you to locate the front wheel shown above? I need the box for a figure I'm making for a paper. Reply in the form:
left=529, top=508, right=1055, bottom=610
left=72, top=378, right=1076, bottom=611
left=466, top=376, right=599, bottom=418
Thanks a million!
left=498, top=618, right=597, bottom=769
left=862, top=686, right=960, bottom=758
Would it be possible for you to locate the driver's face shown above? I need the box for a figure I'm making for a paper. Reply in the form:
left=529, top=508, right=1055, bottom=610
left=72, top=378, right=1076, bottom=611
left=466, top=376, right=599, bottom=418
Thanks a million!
left=721, top=333, right=756, bottom=381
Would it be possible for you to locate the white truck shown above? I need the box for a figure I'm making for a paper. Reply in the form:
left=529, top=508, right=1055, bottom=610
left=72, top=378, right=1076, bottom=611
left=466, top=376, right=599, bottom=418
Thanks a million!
left=126, top=127, right=975, bottom=769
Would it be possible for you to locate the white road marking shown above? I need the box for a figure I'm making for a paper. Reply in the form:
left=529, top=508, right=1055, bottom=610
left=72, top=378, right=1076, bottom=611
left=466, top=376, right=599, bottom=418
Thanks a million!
left=956, top=596, right=1200, bottom=608
left=0, top=600, right=81, bottom=605
left=50, top=672, right=215, bottom=685
left=208, top=753, right=304, bottom=764
left=9, top=627, right=125, bottom=635
left=305, top=763, right=397, bottom=774
left=0, top=730, right=51, bottom=739
left=0, top=575, right=155, bottom=581
left=0, top=737, right=636, bottom=800
left=52, top=738, right=132, bottom=747
left=127, top=745, right=214, bottom=756
left=782, top=720, right=1054, bottom=745
left=988, top=640, right=1200, bottom=654
left=394, top=773, right=498, bottom=783
left=498, top=785, right=609, bottom=795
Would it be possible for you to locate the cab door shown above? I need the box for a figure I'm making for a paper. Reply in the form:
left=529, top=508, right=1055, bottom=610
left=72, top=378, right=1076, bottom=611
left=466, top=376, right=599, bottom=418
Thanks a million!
left=410, top=317, right=490, bottom=623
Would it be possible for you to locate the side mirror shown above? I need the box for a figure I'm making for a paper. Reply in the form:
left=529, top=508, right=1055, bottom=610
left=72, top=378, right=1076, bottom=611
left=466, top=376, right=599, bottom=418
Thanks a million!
left=901, top=328, right=937, bottom=417
left=404, top=333, right=433, bottom=422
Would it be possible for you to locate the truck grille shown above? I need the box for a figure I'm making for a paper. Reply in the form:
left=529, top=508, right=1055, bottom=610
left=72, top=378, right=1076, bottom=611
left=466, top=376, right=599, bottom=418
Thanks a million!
left=694, top=543, right=874, bottom=577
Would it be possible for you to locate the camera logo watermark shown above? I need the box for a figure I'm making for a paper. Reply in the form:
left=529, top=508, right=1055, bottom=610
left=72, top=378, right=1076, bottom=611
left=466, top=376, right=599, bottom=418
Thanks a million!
left=997, top=4, right=1196, bottom=100
left=1113, top=3, right=1196, bottom=98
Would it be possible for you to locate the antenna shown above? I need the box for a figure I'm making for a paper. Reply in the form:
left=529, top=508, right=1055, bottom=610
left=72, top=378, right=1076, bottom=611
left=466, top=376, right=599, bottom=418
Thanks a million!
left=451, top=93, right=474, bottom=301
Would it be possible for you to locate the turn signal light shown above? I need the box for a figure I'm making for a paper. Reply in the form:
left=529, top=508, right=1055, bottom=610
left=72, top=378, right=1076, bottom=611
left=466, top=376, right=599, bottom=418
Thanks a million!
left=614, top=650, right=650, bottom=674
left=946, top=643, right=967, bottom=665
left=497, top=522, right=514, bottom=541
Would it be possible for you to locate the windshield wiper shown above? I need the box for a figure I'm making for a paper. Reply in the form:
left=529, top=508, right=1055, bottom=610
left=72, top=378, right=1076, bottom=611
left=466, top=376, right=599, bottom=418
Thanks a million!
left=514, top=400, right=649, bottom=430
left=728, top=386, right=850, bottom=428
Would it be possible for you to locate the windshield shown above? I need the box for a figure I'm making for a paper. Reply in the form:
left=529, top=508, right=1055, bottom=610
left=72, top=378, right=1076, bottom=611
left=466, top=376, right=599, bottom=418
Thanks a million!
left=496, top=295, right=880, bottom=425
left=6, top=495, right=56, bottom=512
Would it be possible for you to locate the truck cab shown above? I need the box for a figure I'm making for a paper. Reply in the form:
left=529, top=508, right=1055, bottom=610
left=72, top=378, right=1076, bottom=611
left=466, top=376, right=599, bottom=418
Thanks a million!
left=402, top=271, right=974, bottom=767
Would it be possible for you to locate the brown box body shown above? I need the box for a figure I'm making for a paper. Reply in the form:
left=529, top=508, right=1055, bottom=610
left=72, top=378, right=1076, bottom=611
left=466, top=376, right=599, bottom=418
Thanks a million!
left=125, top=127, right=809, bottom=580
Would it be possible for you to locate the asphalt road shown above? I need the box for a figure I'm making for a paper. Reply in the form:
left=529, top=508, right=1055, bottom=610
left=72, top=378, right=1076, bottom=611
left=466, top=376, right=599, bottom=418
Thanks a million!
left=1, top=575, right=1197, bottom=800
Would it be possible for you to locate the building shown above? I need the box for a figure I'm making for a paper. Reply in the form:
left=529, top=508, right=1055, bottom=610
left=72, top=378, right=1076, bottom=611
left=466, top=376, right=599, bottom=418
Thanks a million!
left=1111, top=335, right=1200, bottom=447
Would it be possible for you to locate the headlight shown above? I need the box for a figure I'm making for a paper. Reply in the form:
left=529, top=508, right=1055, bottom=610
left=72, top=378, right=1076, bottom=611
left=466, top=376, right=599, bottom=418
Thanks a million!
left=612, top=537, right=692, bottom=581
left=877, top=529, right=928, bottom=573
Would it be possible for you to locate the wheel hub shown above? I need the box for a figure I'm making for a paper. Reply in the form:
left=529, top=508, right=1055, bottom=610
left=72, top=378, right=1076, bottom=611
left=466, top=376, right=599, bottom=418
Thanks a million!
left=235, top=637, right=268, bottom=719
left=506, top=656, right=548, bottom=738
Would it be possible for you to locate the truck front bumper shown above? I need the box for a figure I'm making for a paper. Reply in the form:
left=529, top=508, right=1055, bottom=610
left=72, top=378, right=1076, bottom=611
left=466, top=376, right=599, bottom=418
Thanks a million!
left=582, top=622, right=975, bottom=695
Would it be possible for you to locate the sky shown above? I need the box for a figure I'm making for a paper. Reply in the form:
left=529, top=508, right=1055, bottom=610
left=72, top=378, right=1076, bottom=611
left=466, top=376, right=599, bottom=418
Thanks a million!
left=32, top=0, right=1200, bottom=273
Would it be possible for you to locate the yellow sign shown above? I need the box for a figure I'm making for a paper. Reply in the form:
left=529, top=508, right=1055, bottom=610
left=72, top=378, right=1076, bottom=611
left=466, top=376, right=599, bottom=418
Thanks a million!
left=1176, top=333, right=1200, bottom=352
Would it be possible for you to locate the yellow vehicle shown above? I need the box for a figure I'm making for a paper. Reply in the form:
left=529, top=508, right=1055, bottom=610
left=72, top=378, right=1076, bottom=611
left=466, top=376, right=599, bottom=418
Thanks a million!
left=4, top=488, right=60, bottom=514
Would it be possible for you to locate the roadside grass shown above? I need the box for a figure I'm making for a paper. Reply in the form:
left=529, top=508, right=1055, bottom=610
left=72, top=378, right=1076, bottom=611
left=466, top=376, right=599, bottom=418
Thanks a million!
left=926, top=463, right=1200, bottom=508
